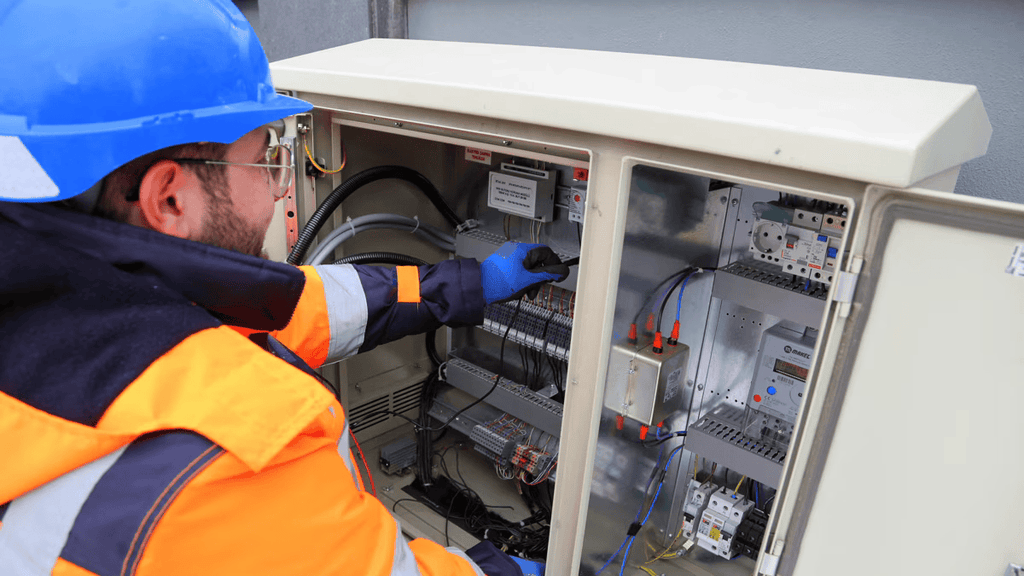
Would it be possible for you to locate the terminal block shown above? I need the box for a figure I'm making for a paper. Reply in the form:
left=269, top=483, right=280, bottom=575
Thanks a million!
left=511, top=445, right=553, bottom=476
left=734, top=507, right=770, bottom=560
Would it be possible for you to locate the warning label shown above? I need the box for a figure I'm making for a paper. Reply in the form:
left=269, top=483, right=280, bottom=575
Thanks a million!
left=465, top=147, right=492, bottom=165
left=488, top=172, right=537, bottom=218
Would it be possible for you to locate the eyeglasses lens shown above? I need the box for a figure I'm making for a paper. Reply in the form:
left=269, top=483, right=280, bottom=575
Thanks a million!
left=267, top=145, right=293, bottom=197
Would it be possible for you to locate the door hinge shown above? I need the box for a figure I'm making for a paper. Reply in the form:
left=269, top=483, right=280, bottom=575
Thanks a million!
left=832, top=256, right=863, bottom=317
left=758, top=540, right=785, bottom=576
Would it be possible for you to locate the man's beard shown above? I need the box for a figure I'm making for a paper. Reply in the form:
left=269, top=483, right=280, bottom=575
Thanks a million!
left=194, top=197, right=267, bottom=258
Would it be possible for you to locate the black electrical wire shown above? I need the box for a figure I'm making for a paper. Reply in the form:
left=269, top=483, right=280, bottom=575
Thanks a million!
left=425, top=300, right=522, bottom=433
left=332, top=251, right=430, bottom=267
left=655, top=267, right=700, bottom=332
left=287, top=165, right=463, bottom=264
left=630, top=267, right=693, bottom=329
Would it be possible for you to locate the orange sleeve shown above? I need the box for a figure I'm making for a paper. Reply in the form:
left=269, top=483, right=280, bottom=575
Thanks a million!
left=134, top=406, right=480, bottom=576
left=270, top=266, right=332, bottom=368
left=231, top=266, right=332, bottom=368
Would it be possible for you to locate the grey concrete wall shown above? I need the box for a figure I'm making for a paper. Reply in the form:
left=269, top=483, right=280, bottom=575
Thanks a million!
left=408, top=0, right=1024, bottom=204
left=237, top=0, right=370, bottom=61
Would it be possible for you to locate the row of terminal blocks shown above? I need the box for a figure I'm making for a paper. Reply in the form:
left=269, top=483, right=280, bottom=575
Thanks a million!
left=482, top=299, right=573, bottom=362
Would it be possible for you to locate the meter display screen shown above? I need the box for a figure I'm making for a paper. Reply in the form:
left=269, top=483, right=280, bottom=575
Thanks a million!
left=773, top=359, right=808, bottom=382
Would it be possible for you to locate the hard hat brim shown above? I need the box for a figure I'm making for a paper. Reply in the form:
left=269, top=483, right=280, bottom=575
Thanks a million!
left=2, top=93, right=312, bottom=202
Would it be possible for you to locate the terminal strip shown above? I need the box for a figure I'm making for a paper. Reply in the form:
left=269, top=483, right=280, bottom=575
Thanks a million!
left=482, top=299, right=573, bottom=362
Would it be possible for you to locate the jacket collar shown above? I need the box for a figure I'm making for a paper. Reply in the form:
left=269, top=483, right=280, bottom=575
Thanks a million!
left=0, top=202, right=305, bottom=331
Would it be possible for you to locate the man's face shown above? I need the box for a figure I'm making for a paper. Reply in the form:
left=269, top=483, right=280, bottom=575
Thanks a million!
left=193, top=127, right=285, bottom=257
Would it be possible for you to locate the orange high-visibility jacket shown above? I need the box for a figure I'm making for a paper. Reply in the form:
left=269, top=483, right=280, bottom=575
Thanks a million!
left=0, top=203, right=487, bottom=576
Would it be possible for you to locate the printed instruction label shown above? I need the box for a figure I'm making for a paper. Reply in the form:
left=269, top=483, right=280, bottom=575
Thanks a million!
left=1006, top=244, right=1024, bottom=277
left=664, top=367, right=684, bottom=403
left=488, top=171, right=538, bottom=218
left=465, top=147, right=492, bottom=165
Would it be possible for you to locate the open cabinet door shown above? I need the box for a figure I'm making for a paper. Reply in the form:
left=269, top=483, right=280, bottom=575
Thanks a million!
left=766, top=186, right=1024, bottom=576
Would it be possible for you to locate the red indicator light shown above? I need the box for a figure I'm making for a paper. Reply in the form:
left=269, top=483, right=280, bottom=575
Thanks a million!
left=753, top=394, right=762, bottom=402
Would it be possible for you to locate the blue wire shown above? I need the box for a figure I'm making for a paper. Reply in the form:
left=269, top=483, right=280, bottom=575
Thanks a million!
left=804, top=278, right=810, bottom=291
left=595, top=536, right=630, bottom=575
left=674, top=274, right=692, bottom=322
left=605, top=445, right=687, bottom=575
left=618, top=536, right=636, bottom=576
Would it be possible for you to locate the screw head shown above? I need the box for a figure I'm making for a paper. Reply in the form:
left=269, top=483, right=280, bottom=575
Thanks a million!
left=501, top=140, right=513, bottom=146
left=731, top=198, right=740, bottom=206
left=394, top=122, right=403, bottom=127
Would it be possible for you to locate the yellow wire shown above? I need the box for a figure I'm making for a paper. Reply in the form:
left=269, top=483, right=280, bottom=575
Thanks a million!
left=639, top=566, right=658, bottom=576
left=302, top=135, right=345, bottom=175
left=733, top=475, right=746, bottom=498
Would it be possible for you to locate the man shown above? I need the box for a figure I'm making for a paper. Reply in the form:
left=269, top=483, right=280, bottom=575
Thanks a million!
left=0, top=1, right=565, bottom=574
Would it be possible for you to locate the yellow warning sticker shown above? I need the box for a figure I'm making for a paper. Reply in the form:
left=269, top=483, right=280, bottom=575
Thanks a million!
left=709, top=527, right=722, bottom=541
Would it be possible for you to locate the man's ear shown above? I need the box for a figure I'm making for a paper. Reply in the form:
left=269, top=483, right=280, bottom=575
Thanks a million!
left=136, top=160, right=204, bottom=239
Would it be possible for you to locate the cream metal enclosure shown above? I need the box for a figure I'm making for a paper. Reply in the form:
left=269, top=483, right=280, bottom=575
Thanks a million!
left=269, top=39, right=1023, bottom=576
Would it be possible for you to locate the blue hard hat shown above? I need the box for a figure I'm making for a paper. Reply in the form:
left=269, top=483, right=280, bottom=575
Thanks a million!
left=0, top=0, right=313, bottom=202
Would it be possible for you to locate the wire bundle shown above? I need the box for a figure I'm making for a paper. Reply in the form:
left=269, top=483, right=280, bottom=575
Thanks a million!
left=596, top=445, right=687, bottom=576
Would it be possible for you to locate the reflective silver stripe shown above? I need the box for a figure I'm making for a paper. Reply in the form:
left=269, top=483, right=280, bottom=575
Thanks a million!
left=444, top=547, right=486, bottom=576
left=390, top=521, right=423, bottom=576
left=313, top=264, right=368, bottom=363
left=0, top=446, right=127, bottom=575
left=336, top=423, right=358, bottom=480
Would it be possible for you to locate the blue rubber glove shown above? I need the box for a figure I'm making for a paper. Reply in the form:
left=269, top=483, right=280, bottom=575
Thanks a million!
left=480, top=242, right=570, bottom=305
left=465, top=541, right=525, bottom=576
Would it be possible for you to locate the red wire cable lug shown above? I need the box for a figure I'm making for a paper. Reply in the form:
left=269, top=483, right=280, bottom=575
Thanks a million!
left=628, top=323, right=638, bottom=345
left=652, top=331, right=664, bottom=354
left=667, top=320, right=680, bottom=346
left=639, top=425, right=649, bottom=440
left=615, top=414, right=625, bottom=431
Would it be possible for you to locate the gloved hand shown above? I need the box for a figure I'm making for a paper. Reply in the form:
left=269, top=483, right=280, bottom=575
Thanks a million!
left=465, top=541, right=526, bottom=576
left=480, top=242, right=570, bottom=305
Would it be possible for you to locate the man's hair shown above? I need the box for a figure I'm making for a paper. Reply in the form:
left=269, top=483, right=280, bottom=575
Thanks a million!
left=94, top=141, right=230, bottom=222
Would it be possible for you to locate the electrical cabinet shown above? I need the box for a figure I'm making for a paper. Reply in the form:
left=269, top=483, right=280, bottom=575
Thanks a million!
left=269, top=39, right=1024, bottom=576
